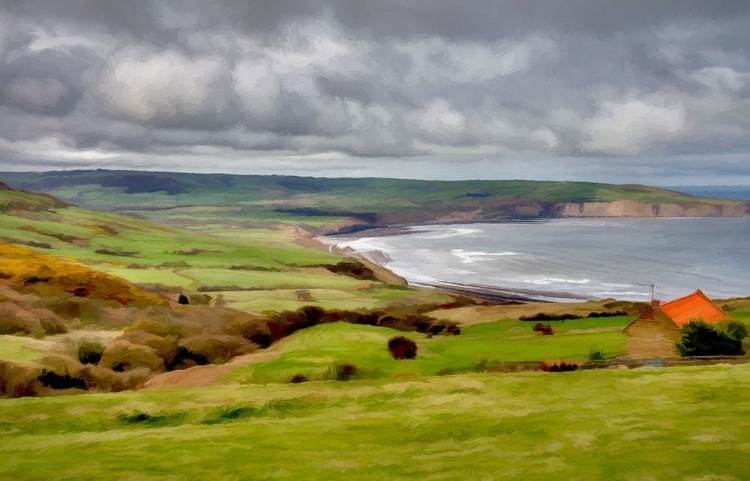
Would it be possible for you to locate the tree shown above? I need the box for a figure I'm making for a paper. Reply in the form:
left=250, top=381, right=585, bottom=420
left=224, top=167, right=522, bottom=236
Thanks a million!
left=388, top=336, right=417, bottom=360
left=676, top=320, right=746, bottom=356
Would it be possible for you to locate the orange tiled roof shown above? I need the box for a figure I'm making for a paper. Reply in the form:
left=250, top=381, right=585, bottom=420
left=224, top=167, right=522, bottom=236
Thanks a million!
left=660, top=289, right=734, bottom=327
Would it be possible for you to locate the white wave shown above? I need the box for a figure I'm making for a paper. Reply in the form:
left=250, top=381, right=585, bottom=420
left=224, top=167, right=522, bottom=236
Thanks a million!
left=601, top=282, right=635, bottom=288
left=412, top=227, right=483, bottom=240
left=524, top=277, right=591, bottom=285
left=549, top=220, right=632, bottom=228
left=388, top=269, right=439, bottom=284
left=451, top=249, right=518, bottom=264
left=596, top=291, right=650, bottom=297
left=336, top=237, right=395, bottom=253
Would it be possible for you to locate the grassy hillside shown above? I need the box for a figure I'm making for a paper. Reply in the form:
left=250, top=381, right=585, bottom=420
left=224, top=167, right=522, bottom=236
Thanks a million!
left=3, top=170, right=745, bottom=234
left=228, top=319, right=632, bottom=384
left=0, top=185, right=448, bottom=316
left=1, top=364, right=749, bottom=480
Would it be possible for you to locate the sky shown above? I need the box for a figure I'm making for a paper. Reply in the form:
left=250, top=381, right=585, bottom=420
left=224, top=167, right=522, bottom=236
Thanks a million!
left=0, top=0, right=749, bottom=185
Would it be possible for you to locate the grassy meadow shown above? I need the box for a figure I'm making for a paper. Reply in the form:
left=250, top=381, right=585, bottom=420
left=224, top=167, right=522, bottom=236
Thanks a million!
left=228, top=319, right=632, bottom=384
left=2, top=364, right=750, bottom=480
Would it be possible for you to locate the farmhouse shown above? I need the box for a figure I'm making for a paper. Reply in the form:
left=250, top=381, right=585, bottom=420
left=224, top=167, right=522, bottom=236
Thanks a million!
left=623, top=289, right=735, bottom=358
left=659, top=289, right=734, bottom=327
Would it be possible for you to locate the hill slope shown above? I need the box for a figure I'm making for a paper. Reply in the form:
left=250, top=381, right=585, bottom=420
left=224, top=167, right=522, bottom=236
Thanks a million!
left=0, top=185, right=447, bottom=315
left=3, top=170, right=748, bottom=234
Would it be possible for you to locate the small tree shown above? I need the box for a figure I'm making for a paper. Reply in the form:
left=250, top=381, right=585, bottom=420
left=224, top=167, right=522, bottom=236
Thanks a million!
left=388, top=336, right=417, bottom=360
left=676, top=320, right=747, bottom=357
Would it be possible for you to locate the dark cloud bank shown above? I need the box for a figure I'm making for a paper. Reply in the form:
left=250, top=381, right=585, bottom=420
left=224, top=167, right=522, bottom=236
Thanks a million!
left=0, top=0, right=749, bottom=184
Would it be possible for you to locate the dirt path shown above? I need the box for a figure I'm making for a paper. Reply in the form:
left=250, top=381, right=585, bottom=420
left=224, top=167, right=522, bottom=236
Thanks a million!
left=141, top=347, right=282, bottom=390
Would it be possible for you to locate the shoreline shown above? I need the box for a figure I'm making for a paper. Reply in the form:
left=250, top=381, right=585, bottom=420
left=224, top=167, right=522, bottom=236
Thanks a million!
left=316, top=225, right=580, bottom=304
left=314, top=218, right=750, bottom=304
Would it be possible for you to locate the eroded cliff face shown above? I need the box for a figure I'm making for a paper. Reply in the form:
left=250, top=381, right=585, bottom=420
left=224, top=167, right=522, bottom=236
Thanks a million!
left=554, top=200, right=749, bottom=217
left=318, top=199, right=750, bottom=235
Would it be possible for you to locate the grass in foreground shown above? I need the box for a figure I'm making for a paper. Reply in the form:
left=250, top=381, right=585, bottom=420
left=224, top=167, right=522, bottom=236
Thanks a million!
left=1, top=364, right=749, bottom=480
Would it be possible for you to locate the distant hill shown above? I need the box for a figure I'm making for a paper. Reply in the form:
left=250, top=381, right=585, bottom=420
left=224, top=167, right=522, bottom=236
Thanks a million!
left=2, top=170, right=748, bottom=233
left=668, top=185, right=750, bottom=201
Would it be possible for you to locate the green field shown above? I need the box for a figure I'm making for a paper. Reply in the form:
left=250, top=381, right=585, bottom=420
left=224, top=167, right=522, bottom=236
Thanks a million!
left=229, top=319, right=632, bottom=384
left=1, top=364, right=749, bottom=480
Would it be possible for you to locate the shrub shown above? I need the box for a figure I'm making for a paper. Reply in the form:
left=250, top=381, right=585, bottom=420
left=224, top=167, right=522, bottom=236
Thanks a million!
left=445, top=324, right=461, bottom=335
left=77, top=365, right=120, bottom=391
left=334, top=363, right=357, bottom=381
left=36, top=310, right=68, bottom=334
left=115, top=367, right=153, bottom=391
left=388, top=336, right=418, bottom=360
left=0, top=361, right=39, bottom=398
left=588, top=347, right=606, bottom=361
left=676, top=320, right=746, bottom=357
left=0, top=309, right=35, bottom=335
left=717, top=320, right=749, bottom=342
left=37, top=369, right=87, bottom=390
left=473, top=359, right=491, bottom=372
left=100, top=341, right=165, bottom=372
left=533, top=323, right=554, bottom=335
left=74, top=340, right=106, bottom=365
left=119, top=330, right=180, bottom=366
left=0, top=304, right=64, bottom=336
left=178, top=335, right=258, bottom=365
left=541, top=360, right=578, bottom=372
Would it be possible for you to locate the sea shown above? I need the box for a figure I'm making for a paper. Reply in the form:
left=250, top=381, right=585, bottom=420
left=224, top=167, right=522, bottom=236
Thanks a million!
left=329, top=218, right=750, bottom=302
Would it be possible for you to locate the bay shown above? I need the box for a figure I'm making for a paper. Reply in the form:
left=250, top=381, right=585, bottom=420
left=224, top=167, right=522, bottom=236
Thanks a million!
left=331, top=218, right=750, bottom=301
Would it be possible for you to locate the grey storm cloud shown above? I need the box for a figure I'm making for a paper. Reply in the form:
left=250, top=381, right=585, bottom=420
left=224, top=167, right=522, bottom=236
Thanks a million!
left=0, top=0, right=749, bottom=184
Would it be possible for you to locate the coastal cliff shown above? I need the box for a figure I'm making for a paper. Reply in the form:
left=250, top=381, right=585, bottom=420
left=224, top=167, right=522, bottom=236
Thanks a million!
left=314, top=199, right=750, bottom=234
left=554, top=200, right=749, bottom=218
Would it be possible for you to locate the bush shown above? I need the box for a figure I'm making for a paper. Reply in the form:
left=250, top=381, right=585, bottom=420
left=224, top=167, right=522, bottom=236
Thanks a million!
left=588, top=347, right=605, bottom=361
left=100, top=341, right=165, bottom=372
left=533, top=323, right=554, bottom=335
left=114, top=367, right=153, bottom=391
left=388, top=336, right=418, bottom=360
left=0, top=304, right=66, bottom=336
left=334, top=363, right=357, bottom=381
left=178, top=335, right=258, bottom=365
left=541, top=360, right=578, bottom=372
left=0, top=361, right=39, bottom=398
left=119, top=330, right=180, bottom=366
left=677, top=320, right=747, bottom=356
left=37, top=369, right=87, bottom=390
left=74, top=340, right=106, bottom=365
